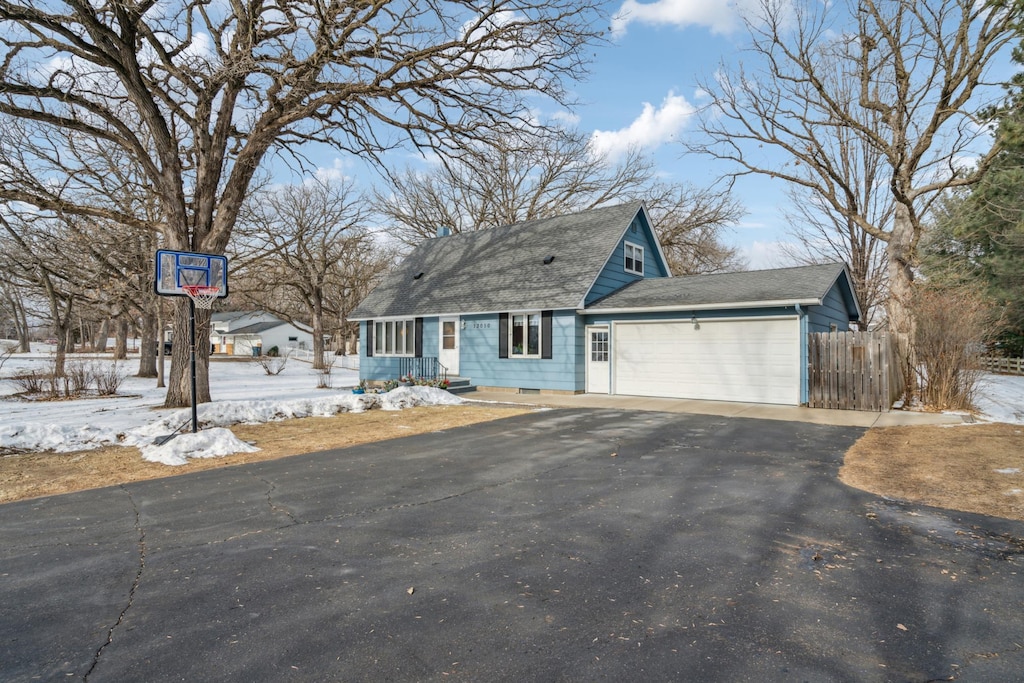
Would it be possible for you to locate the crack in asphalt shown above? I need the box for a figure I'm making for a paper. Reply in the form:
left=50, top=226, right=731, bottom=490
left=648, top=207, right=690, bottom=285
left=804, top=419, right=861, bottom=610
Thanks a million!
left=83, top=485, right=146, bottom=681
left=257, top=474, right=301, bottom=525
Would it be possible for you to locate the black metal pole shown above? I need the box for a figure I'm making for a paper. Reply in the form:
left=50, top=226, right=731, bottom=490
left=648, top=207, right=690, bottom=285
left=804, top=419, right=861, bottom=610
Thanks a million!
left=189, top=297, right=198, bottom=433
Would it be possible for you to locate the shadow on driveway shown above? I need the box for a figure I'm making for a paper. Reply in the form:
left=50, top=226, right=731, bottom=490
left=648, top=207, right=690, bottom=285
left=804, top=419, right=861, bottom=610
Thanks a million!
left=2, top=409, right=1022, bottom=682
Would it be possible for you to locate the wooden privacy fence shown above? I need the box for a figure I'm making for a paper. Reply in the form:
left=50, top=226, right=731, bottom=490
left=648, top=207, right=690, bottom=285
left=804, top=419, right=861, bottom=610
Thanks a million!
left=980, top=356, right=1024, bottom=376
left=808, top=331, right=904, bottom=412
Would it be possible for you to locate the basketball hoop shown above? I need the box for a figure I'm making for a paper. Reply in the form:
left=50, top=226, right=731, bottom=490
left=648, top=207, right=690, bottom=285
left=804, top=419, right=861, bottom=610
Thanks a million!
left=182, top=285, right=221, bottom=309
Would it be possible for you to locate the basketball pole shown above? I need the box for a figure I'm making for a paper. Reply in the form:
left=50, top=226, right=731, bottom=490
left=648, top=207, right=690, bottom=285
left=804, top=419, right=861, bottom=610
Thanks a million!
left=189, top=296, right=198, bottom=433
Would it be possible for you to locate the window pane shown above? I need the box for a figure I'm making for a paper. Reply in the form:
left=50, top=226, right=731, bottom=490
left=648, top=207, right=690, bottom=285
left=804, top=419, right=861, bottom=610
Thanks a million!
left=591, top=331, right=608, bottom=362
left=396, top=321, right=406, bottom=355
left=406, top=320, right=416, bottom=354
left=511, top=314, right=525, bottom=355
left=442, top=320, right=455, bottom=350
left=385, top=321, right=394, bottom=355
left=527, top=313, right=540, bottom=355
left=374, top=322, right=384, bottom=355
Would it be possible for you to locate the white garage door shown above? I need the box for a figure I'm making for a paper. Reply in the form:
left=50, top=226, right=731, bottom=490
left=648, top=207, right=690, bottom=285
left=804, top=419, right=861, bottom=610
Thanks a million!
left=612, top=318, right=801, bottom=405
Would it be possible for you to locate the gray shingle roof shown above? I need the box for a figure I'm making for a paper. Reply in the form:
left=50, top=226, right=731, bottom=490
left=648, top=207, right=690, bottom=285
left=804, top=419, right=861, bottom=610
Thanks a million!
left=222, top=321, right=287, bottom=335
left=586, top=262, right=851, bottom=311
left=350, top=202, right=645, bottom=319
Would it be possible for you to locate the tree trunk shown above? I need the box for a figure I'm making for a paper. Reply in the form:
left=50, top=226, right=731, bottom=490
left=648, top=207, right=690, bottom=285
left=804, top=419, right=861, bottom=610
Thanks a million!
left=311, top=294, right=325, bottom=370
left=886, top=204, right=918, bottom=404
left=113, top=318, right=129, bottom=359
left=94, top=318, right=109, bottom=353
left=10, top=292, right=31, bottom=352
left=163, top=298, right=212, bottom=407
left=138, top=311, right=157, bottom=377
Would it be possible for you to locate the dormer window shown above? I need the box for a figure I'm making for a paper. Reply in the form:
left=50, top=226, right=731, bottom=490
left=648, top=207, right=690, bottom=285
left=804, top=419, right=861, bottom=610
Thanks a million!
left=624, top=242, right=644, bottom=276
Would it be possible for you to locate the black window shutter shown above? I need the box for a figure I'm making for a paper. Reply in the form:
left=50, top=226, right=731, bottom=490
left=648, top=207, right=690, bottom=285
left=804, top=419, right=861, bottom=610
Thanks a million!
left=498, top=313, right=509, bottom=358
left=365, top=320, right=374, bottom=357
left=541, top=310, right=553, bottom=359
left=414, top=318, right=423, bottom=357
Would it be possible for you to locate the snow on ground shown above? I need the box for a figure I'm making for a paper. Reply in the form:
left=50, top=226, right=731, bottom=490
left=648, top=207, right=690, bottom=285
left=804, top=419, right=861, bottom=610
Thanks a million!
left=1, top=346, right=1023, bottom=465
left=0, top=348, right=462, bottom=465
left=974, top=374, right=1024, bottom=425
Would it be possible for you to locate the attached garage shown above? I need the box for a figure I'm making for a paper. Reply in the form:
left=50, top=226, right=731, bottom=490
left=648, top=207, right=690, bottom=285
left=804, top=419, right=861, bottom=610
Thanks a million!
left=611, top=317, right=802, bottom=405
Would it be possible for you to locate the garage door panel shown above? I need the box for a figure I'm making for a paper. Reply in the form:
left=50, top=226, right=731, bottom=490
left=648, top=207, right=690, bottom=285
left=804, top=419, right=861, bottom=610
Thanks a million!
left=613, top=319, right=800, bottom=405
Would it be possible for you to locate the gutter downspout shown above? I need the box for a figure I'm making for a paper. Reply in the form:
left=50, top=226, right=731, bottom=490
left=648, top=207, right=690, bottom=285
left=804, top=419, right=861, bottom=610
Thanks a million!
left=795, top=304, right=808, bottom=405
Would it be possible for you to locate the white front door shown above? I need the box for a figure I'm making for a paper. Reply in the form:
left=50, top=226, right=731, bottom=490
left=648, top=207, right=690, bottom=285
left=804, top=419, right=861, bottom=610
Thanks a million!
left=439, top=317, right=460, bottom=376
left=586, top=326, right=610, bottom=394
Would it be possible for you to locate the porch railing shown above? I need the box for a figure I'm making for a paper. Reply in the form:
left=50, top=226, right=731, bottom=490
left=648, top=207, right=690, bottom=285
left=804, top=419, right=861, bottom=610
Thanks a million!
left=399, top=356, right=448, bottom=381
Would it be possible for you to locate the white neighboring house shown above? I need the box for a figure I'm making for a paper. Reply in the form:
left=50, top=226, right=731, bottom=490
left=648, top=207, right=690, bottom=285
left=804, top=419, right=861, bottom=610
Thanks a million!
left=210, top=312, right=315, bottom=357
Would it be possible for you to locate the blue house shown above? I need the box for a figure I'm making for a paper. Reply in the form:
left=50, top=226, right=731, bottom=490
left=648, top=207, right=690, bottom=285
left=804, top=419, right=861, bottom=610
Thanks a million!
left=349, top=202, right=861, bottom=405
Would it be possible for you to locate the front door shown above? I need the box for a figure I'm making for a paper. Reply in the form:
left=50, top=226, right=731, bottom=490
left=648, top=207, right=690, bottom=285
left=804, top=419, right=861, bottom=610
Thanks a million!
left=586, top=326, right=610, bottom=394
left=439, top=316, right=460, bottom=376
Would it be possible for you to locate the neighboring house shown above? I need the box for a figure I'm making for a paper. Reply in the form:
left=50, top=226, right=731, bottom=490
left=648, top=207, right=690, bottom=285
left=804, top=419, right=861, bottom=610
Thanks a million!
left=210, top=311, right=315, bottom=357
left=349, top=202, right=861, bottom=406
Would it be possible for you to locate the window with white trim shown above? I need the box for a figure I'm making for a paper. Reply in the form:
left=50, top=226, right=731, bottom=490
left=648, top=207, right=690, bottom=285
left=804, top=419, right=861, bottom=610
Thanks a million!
left=510, top=312, right=541, bottom=357
left=374, top=319, right=415, bottom=356
left=624, top=242, right=644, bottom=275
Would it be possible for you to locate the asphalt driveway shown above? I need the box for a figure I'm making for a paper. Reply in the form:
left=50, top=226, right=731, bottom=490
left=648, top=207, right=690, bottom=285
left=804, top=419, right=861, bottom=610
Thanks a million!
left=2, top=409, right=1023, bottom=682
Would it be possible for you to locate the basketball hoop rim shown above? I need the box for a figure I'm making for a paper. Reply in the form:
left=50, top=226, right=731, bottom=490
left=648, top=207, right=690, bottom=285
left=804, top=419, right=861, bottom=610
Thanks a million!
left=181, top=284, right=222, bottom=309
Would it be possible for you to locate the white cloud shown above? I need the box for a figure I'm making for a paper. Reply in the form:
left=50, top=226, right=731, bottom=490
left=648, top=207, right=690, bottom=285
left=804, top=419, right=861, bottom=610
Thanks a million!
left=611, top=0, right=760, bottom=37
left=314, top=157, right=355, bottom=183
left=741, top=240, right=798, bottom=270
left=589, top=91, right=695, bottom=161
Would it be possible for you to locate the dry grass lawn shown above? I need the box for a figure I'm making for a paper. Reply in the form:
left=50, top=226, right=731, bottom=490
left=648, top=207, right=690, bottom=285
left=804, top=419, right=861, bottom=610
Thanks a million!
left=0, top=404, right=530, bottom=504
left=841, top=422, right=1024, bottom=522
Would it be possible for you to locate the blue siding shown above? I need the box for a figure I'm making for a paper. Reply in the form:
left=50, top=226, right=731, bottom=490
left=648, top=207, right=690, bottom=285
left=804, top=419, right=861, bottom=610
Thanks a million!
left=807, top=285, right=853, bottom=332
left=584, top=214, right=669, bottom=306
left=360, top=317, right=440, bottom=382
left=459, top=310, right=581, bottom=391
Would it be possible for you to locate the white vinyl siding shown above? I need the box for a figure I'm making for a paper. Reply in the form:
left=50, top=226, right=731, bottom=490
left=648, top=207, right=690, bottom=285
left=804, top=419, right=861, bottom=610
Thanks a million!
left=612, top=318, right=800, bottom=405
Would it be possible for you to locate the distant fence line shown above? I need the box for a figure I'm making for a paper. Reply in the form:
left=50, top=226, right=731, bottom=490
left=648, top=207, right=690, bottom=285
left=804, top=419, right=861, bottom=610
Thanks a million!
left=287, top=347, right=360, bottom=370
left=980, top=356, right=1024, bottom=376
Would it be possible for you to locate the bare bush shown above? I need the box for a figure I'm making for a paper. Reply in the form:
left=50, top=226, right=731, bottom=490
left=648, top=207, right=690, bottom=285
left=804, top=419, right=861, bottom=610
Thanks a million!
left=11, top=370, right=46, bottom=395
left=253, top=355, right=288, bottom=376
left=65, top=360, right=93, bottom=396
left=95, top=362, right=127, bottom=395
left=315, top=356, right=336, bottom=389
left=911, top=285, right=993, bottom=411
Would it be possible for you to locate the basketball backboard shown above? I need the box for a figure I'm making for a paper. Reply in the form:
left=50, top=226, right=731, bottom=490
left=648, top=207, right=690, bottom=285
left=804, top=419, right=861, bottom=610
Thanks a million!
left=155, top=249, right=229, bottom=298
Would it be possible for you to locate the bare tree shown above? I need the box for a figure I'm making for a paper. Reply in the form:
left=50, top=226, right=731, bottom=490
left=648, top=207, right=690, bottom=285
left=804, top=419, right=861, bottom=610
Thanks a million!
left=377, top=131, right=744, bottom=273
left=645, top=182, right=745, bottom=275
left=232, top=178, right=378, bottom=368
left=690, top=0, right=1017, bottom=396
left=0, top=0, right=603, bottom=407
left=0, top=211, right=84, bottom=375
left=375, top=131, right=657, bottom=245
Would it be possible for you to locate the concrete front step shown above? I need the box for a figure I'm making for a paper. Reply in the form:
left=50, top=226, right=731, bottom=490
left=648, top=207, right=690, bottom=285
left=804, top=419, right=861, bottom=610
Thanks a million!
left=446, top=377, right=476, bottom=394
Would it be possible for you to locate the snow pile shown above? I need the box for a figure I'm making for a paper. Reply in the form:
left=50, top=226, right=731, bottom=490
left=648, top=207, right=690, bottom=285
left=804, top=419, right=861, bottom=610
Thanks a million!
left=139, top=428, right=260, bottom=467
left=380, top=385, right=464, bottom=410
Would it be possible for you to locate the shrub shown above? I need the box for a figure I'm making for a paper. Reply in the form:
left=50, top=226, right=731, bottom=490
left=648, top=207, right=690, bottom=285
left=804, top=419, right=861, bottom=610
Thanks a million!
left=95, top=362, right=127, bottom=395
left=253, top=355, right=288, bottom=375
left=65, top=360, right=93, bottom=396
left=911, top=284, right=993, bottom=411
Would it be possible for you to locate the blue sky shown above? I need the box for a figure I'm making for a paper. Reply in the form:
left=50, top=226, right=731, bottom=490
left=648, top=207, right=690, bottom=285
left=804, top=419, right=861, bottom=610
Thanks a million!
left=308, top=0, right=1014, bottom=270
